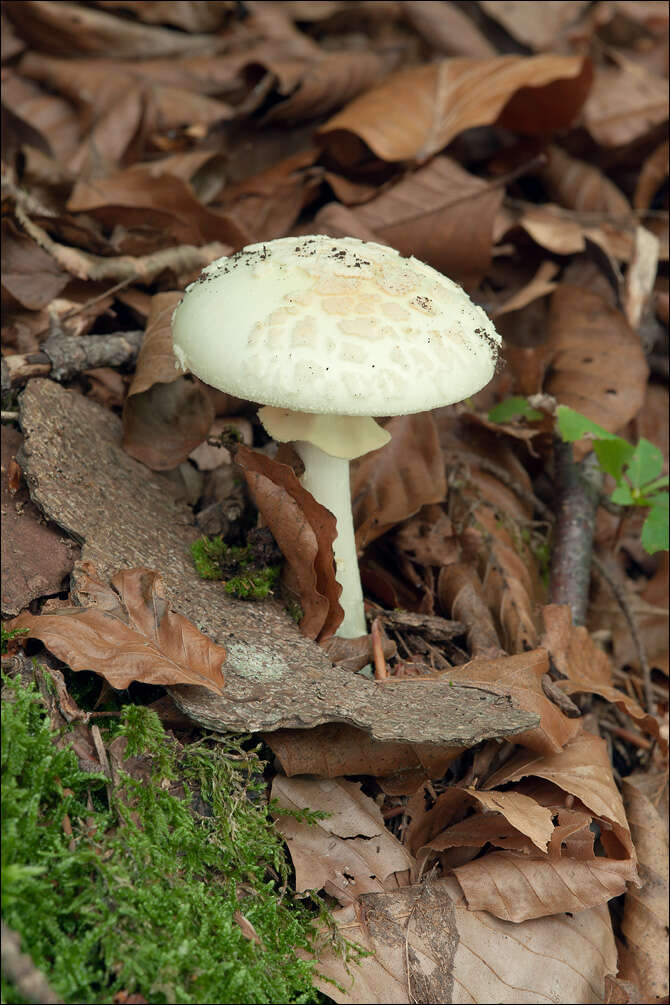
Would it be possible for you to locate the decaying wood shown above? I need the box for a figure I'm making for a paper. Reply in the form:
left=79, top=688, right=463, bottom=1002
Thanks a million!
left=16, top=380, right=537, bottom=745
left=1, top=331, right=144, bottom=395
left=1, top=922, right=63, bottom=1005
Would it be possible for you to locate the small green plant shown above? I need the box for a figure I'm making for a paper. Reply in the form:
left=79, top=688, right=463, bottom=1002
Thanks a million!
left=1, top=676, right=333, bottom=1004
left=488, top=397, right=668, bottom=555
left=190, top=536, right=280, bottom=599
left=488, top=396, right=543, bottom=423
left=1, top=624, right=28, bottom=654
left=556, top=405, right=668, bottom=555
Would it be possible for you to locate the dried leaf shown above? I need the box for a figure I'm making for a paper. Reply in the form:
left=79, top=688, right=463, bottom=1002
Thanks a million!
left=314, top=876, right=617, bottom=1004
left=454, top=848, right=637, bottom=922
left=122, top=291, right=215, bottom=470
left=8, top=564, right=227, bottom=694
left=2, top=219, right=70, bottom=309
left=236, top=444, right=343, bottom=640
left=581, top=55, right=668, bottom=147
left=634, top=139, right=669, bottom=211
left=353, top=414, right=446, bottom=551
left=541, top=145, right=632, bottom=218
left=1, top=426, right=78, bottom=616
left=67, top=166, right=247, bottom=248
left=444, top=649, right=580, bottom=755
left=345, top=156, right=504, bottom=287
left=319, top=53, right=591, bottom=164
left=545, top=285, right=649, bottom=448
left=271, top=776, right=413, bottom=904
left=401, top=1, right=496, bottom=58
left=264, top=722, right=462, bottom=780
left=437, top=563, right=503, bottom=657
left=621, top=773, right=669, bottom=1001
left=479, top=1, right=591, bottom=51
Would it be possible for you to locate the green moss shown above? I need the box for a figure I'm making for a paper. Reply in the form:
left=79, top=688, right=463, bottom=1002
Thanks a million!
left=1, top=676, right=334, bottom=1004
left=284, top=599, right=304, bottom=624
left=190, top=536, right=280, bottom=600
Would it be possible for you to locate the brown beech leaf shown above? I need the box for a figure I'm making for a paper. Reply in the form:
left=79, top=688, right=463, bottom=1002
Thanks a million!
left=318, top=54, right=591, bottom=164
left=352, top=414, right=446, bottom=551
left=264, top=722, right=462, bottom=781
left=5, top=0, right=217, bottom=58
left=271, top=776, right=413, bottom=905
left=437, top=562, right=503, bottom=657
left=479, top=1, right=591, bottom=51
left=406, top=784, right=554, bottom=859
left=67, top=166, right=247, bottom=248
left=541, top=145, right=632, bottom=218
left=2, top=219, right=70, bottom=309
left=263, top=50, right=389, bottom=123
left=581, top=55, right=668, bottom=147
left=492, top=260, right=560, bottom=317
left=545, top=285, right=649, bottom=447
left=443, top=649, right=580, bottom=755
left=314, top=877, right=617, bottom=1005
left=346, top=156, right=503, bottom=288
left=485, top=731, right=633, bottom=847
left=542, top=605, right=665, bottom=747
left=401, top=1, right=496, bottom=58
left=621, top=773, right=669, bottom=1002
left=634, top=139, right=669, bottom=211
left=454, top=848, right=637, bottom=922
left=122, top=292, right=215, bottom=470
left=236, top=444, right=343, bottom=640
left=8, top=565, right=226, bottom=694
left=94, top=1, right=232, bottom=33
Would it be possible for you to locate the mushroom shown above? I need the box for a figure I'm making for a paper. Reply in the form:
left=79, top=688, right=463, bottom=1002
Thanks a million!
left=172, top=236, right=500, bottom=638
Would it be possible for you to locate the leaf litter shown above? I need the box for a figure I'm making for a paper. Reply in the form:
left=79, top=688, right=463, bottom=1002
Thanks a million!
left=1, top=2, right=668, bottom=1003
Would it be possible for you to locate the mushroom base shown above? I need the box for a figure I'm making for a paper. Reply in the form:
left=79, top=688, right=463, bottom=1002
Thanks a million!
left=293, top=440, right=367, bottom=639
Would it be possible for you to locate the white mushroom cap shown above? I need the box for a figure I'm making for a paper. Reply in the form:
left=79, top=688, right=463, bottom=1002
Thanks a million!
left=172, top=236, right=500, bottom=416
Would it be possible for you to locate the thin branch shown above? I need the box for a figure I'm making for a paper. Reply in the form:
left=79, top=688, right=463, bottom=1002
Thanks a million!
left=2, top=330, right=144, bottom=393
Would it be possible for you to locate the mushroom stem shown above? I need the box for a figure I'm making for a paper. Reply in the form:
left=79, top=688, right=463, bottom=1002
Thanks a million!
left=293, top=440, right=367, bottom=638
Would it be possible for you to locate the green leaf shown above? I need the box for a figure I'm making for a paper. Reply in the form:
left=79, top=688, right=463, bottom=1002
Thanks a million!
left=639, top=475, right=670, bottom=496
left=640, top=495, right=669, bottom=554
left=611, top=483, right=635, bottom=506
left=625, top=438, right=664, bottom=489
left=488, top=396, right=542, bottom=423
left=594, top=438, right=634, bottom=482
left=555, top=405, right=618, bottom=443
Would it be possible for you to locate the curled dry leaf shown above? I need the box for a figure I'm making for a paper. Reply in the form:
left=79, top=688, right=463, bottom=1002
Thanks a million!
left=634, top=139, right=669, bottom=211
left=264, top=722, right=462, bottom=781
left=7, top=564, right=226, bottom=694
left=545, top=285, right=649, bottom=449
left=437, top=562, right=503, bottom=657
left=541, top=145, right=631, bottom=218
left=401, top=1, right=496, bottom=58
left=263, top=50, right=390, bottom=123
left=454, top=847, right=637, bottom=923
left=580, top=55, right=668, bottom=147
left=271, top=776, right=413, bottom=905
left=485, top=730, right=636, bottom=862
left=542, top=605, right=665, bottom=747
left=341, top=156, right=504, bottom=288
left=2, top=218, right=70, bottom=310
left=444, top=649, right=580, bottom=755
left=122, top=291, right=215, bottom=470
left=67, top=166, right=247, bottom=248
left=320, top=632, right=396, bottom=673
left=236, top=444, right=343, bottom=641
left=479, top=0, right=591, bottom=51
left=5, top=0, right=217, bottom=58
left=314, top=876, right=617, bottom=1005
left=352, top=413, right=446, bottom=551
left=318, top=53, right=591, bottom=164
left=620, top=773, right=669, bottom=1002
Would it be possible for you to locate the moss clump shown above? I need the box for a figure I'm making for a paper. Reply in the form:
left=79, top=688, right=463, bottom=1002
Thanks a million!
left=1, top=676, right=326, bottom=1004
left=190, top=535, right=281, bottom=600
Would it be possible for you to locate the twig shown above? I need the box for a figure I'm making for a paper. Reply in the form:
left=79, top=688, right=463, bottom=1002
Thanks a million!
left=1, top=330, right=144, bottom=393
left=1, top=922, right=63, bottom=1004
left=371, top=617, right=389, bottom=679
left=600, top=719, right=653, bottom=751
left=592, top=553, right=655, bottom=714
left=549, top=439, right=603, bottom=626
left=14, top=203, right=229, bottom=282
